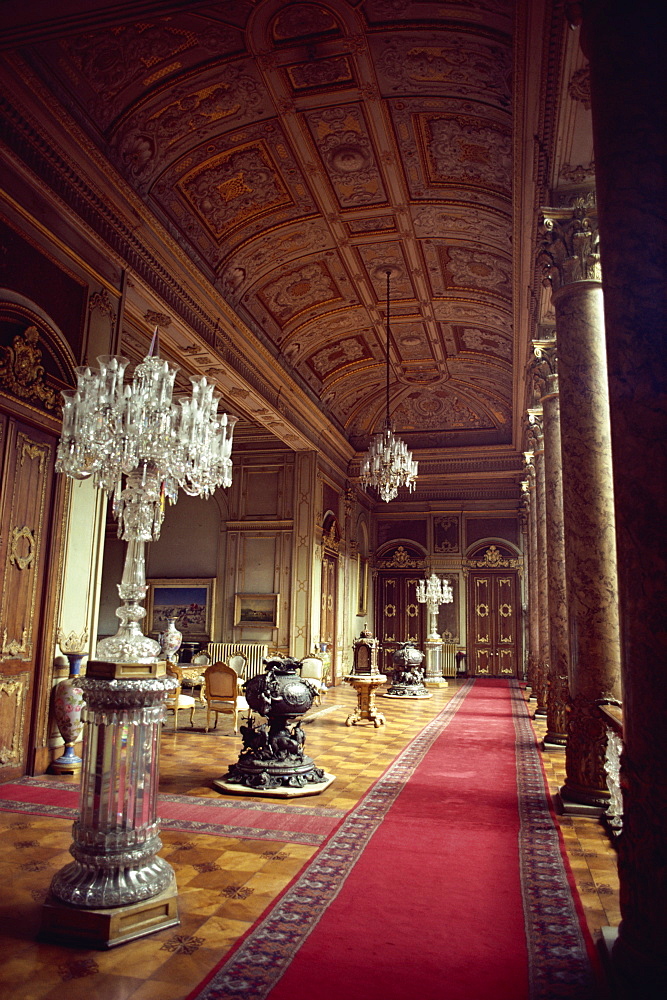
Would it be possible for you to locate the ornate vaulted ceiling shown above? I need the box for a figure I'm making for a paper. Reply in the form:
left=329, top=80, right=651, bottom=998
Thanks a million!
left=1, top=0, right=590, bottom=492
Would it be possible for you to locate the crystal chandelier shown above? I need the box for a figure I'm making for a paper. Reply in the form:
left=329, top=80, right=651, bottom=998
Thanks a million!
left=56, top=333, right=237, bottom=663
left=416, top=573, right=454, bottom=641
left=359, top=270, right=418, bottom=502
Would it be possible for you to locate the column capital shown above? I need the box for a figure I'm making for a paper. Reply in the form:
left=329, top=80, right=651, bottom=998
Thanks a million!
left=538, top=191, right=601, bottom=292
left=532, top=336, right=559, bottom=399
left=526, top=408, right=544, bottom=451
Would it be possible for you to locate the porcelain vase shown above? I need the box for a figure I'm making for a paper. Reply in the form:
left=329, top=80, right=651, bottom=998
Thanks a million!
left=51, top=652, right=85, bottom=774
left=159, top=617, right=183, bottom=663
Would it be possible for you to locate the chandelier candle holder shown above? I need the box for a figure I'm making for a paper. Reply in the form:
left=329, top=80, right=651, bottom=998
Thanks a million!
left=42, top=334, right=237, bottom=948
left=359, top=270, right=418, bottom=503
left=416, top=573, right=454, bottom=687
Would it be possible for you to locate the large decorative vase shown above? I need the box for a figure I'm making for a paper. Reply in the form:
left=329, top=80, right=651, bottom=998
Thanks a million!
left=158, top=617, right=183, bottom=663
left=383, top=641, right=431, bottom=699
left=217, top=657, right=334, bottom=797
left=51, top=652, right=86, bottom=774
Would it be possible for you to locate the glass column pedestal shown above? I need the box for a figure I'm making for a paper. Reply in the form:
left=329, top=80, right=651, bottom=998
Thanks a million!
left=424, top=640, right=448, bottom=687
left=41, top=659, right=179, bottom=949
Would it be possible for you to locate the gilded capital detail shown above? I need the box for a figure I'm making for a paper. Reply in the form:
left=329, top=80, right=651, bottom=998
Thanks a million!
left=538, top=192, right=601, bottom=292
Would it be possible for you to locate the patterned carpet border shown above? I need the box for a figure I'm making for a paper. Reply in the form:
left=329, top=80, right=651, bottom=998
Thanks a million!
left=188, top=678, right=474, bottom=1000
left=0, top=779, right=345, bottom=846
left=510, top=682, right=600, bottom=999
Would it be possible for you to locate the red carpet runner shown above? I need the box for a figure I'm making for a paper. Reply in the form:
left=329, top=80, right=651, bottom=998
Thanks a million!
left=189, top=679, right=603, bottom=1000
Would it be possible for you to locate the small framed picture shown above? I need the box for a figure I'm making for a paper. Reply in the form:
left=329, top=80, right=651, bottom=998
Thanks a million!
left=146, top=579, right=215, bottom=638
left=234, top=593, right=279, bottom=629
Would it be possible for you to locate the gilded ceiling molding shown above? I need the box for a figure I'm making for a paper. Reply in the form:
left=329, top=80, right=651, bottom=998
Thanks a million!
left=89, top=287, right=117, bottom=324
left=145, top=311, right=172, bottom=328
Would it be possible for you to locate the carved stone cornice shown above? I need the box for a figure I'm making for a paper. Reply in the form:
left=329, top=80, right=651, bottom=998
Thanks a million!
left=538, top=191, right=601, bottom=292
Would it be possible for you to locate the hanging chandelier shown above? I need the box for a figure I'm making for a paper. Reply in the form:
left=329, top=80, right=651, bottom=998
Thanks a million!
left=359, top=270, right=418, bottom=503
left=56, top=331, right=237, bottom=662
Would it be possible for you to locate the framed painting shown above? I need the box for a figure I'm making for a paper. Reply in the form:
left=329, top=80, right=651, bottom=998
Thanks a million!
left=234, top=593, right=279, bottom=629
left=146, top=578, right=215, bottom=639
left=357, top=555, right=368, bottom=616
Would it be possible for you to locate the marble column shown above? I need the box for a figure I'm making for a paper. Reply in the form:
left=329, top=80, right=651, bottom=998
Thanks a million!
left=540, top=196, right=622, bottom=809
left=526, top=411, right=549, bottom=717
left=522, top=458, right=539, bottom=696
left=576, top=2, right=667, bottom=992
left=533, top=339, right=569, bottom=748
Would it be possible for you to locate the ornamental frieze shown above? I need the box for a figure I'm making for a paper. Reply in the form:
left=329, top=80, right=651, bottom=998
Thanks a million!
left=377, top=546, right=426, bottom=569
left=305, top=104, right=387, bottom=210
left=0, top=326, right=59, bottom=413
left=463, top=545, right=521, bottom=569
left=375, top=33, right=511, bottom=109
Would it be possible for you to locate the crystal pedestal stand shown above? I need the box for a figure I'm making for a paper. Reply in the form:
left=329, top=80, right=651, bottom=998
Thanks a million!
left=41, top=659, right=179, bottom=948
left=423, top=640, right=447, bottom=688
left=416, top=574, right=454, bottom=687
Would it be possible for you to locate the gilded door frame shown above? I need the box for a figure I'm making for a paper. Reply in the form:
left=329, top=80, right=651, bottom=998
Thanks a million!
left=463, top=542, right=523, bottom=678
left=374, top=542, right=427, bottom=673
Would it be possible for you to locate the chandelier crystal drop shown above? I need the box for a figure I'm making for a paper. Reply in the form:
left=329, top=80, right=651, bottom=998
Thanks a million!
left=56, top=334, right=237, bottom=662
left=359, top=270, right=418, bottom=503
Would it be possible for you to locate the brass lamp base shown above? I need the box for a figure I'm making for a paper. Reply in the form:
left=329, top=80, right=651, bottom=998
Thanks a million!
left=40, top=879, right=180, bottom=949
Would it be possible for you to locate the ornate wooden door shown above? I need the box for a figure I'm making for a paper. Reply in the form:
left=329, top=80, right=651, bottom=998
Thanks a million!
left=377, top=573, right=426, bottom=673
left=0, top=414, right=57, bottom=778
left=468, top=570, right=519, bottom=677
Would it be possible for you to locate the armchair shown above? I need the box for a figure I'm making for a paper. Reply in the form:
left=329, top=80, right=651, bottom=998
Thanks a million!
left=203, top=662, right=249, bottom=733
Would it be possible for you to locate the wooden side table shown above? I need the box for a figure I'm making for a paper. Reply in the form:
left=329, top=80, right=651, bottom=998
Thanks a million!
left=344, top=673, right=387, bottom=728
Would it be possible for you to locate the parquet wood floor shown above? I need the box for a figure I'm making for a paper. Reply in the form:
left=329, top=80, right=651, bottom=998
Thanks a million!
left=0, top=681, right=619, bottom=999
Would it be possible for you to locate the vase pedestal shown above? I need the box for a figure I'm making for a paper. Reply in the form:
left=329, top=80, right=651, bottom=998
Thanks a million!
left=423, top=639, right=448, bottom=687
left=41, top=658, right=179, bottom=949
left=344, top=673, right=387, bottom=727
left=40, top=881, right=179, bottom=950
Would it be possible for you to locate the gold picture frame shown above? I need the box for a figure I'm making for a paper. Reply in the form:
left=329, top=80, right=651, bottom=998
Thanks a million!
left=146, top=578, right=215, bottom=639
left=234, top=593, right=279, bottom=629
left=357, top=555, right=368, bottom=616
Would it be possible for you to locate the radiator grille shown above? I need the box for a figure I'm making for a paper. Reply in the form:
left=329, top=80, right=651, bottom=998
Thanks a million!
left=442, top=642, right=457, bottom=677
left=206, top=642, right=269, bottom=680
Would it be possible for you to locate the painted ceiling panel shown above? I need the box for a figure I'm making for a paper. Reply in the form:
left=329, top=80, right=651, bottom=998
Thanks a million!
left=23, top=0, right=521, bottom=450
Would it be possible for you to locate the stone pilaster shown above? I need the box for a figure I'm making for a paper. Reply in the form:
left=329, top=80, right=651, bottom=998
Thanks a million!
left=540, top=194, right=622, bottom=808
left=526, top=412, right=549, bottom=716
left=533, top=340, right=569, bottom=747
left=575, top=2, right=667, bottom=992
